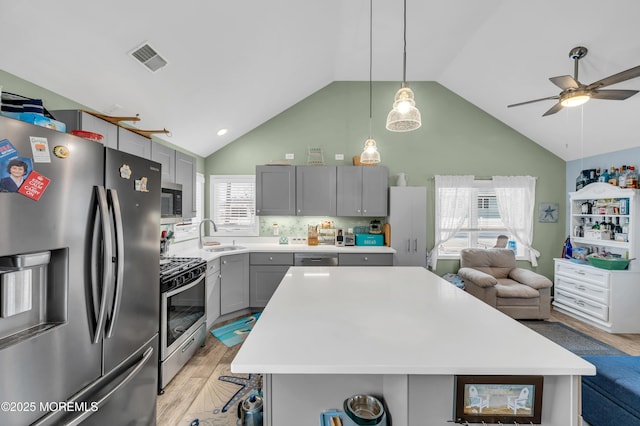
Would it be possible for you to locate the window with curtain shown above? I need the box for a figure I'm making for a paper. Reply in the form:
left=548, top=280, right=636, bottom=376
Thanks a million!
left=209, top=175, right=258, bottom=236
left=431, top=175, right=539, bottom=268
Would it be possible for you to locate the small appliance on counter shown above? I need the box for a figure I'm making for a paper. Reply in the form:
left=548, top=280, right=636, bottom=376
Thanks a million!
left=369, top=219, right=382, bottom=234
left=344, top=228, right=355, bottom=246
left=335, top=228, right=345, bottom=247
left=308, top=225, right=319, bottom=246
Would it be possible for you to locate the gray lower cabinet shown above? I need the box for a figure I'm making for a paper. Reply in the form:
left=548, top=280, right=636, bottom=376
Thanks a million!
left=256, top=166, right=296, bottom=215
left=338, top=253, right=393, bottom=266
left=337, top=166, right=388, bottom=216
left=249, top=252, right=293, bottom=307
left=176, top=150, right=197, bottom=219
left=220, top=253, right=250, bottom=315
left=118, top=127, right=152, bottom=159
left=206, top=258, right=221, bottom=329
left=52, top=110, right=118, bottom=149
left=296, top=166, right=336, bottom=216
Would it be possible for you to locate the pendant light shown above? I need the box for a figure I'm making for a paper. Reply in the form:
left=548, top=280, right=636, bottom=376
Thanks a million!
left=360, top=0, right=381, bottom=164
left=386, top=0, right=421, bottom=132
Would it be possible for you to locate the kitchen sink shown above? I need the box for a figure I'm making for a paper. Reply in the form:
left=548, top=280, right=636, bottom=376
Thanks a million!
left=204, top=245, right=246, bottom=253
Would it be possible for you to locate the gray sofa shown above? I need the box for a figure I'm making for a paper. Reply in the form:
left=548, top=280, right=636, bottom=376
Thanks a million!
left=457, top=248, right=552, bottom=319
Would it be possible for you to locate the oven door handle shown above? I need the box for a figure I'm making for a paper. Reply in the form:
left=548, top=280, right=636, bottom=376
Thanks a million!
left=165, top=274, right=205, bottom=298
left=105, top=189, right=124, bottom=339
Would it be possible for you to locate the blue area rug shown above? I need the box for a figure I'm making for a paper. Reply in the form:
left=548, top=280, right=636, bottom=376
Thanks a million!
left=520, top=320, right=628, bottom=357
left=210, top=313, right=262, bottom=347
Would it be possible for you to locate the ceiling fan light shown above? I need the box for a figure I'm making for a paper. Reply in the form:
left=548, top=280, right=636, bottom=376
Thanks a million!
left=360, top=138, right=380, bottom=164
left=560, top=90, right=591, bottom=108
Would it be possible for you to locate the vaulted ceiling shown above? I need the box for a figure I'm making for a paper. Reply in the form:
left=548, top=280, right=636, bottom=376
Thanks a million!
left=2, top=1, right=640, bottom=161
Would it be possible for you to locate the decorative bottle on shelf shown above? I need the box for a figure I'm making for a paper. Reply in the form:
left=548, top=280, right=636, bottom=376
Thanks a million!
left=608, top=167, right=618, bottom=186
left=592, top=221, right=600, bottom=230
left=627, top=166, right=638, bottom=189
left=619, top=165, right=628, bottom=188
left=598, top=168, right=610, bottom=183
left=576, top=171, right=587, bottom=190
left=563, top=236, right=573, bottom=259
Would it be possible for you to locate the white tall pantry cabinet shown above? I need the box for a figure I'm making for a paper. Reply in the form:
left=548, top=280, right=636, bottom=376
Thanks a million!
left=388, top=187, right=427, bottom=266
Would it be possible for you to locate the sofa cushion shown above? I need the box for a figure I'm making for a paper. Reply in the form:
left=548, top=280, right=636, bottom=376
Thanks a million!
left=460, top=248, right=516, bottom=278
left=582, top=356, right=640, bottom=420
left=495, top=279, right=540, bottom=298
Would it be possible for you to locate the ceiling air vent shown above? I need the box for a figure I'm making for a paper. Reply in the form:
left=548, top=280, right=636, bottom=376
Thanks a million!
left=129, top=42, right=168, bottom=72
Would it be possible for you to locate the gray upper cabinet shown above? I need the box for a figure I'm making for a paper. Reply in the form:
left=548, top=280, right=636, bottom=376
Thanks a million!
left=256, top=166, right=296, bottom=216
left=151, top=141, right=176, bottom=183
left=52, top=110, right=118, bottom=149
left=176, top=150, right=197, bottom=219
left=337, top=166, right=388, bottom=216
left=118, top=127, right=151, bottom=159
left=296, top=166, right=336, bottom=216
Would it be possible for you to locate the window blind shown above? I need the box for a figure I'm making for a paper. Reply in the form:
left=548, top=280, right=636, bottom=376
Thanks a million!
left=210, top=175, right=257, bottom=234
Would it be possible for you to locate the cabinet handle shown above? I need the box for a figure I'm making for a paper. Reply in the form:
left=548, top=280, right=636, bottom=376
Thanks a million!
left=407, top=239, right=411, bottom=252
left=223, top=260, right=227, bottom=264
left=413, top=239, right=418, bottom=252
left=363, top=209, right=367, bottom=213
left=357, top=209, right=361, bottom=213
left=363, top=257, right=368, bottom=262
left=257, top=209, right=260, bottom=213
left=269, top=256, right=273, bottom=261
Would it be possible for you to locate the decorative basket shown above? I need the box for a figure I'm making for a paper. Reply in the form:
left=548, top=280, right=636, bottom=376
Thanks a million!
left=586, top=256, right=632, bottom=270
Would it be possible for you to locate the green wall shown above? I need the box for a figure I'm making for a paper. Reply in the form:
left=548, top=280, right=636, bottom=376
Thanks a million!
left=206, top=81, right=566, bottom=278
left=0, top=70, right=205, bottom=171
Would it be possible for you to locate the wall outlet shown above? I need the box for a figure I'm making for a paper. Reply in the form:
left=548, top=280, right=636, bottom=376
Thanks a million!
left=285, top=153, right=294, bottom=160
left=335, top=154, right=344, bottom=160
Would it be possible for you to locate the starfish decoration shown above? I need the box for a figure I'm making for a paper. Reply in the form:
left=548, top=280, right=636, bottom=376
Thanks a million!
left=217, top=373, right=262, bottom=413
left=543, top=205, right=557, bottom=220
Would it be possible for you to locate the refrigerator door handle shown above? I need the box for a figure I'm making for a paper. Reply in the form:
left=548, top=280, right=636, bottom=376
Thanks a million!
left=92, top=186, right=114, bottom=344
left=33, top=347, right=155, bottom=426
left=105, top=189, right=124, bottom=339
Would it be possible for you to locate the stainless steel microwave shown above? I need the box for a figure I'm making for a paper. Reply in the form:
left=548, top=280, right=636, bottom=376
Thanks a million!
left=161, top=182, right=182, bottom=223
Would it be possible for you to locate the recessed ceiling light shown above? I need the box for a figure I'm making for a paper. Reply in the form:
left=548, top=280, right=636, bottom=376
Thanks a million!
left=217, top=128, right=228, bottom=136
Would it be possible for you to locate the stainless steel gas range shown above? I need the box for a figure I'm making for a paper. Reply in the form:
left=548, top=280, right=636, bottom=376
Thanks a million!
left=158, top=256, right=207, bottom=393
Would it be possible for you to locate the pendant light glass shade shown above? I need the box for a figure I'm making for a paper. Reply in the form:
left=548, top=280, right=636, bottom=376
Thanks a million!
left=360, top=138, right=380, bottom=164
left=359, top=0, right=381, bottom=165
left=386, top=83, right=421, bottom=131
left=386, top=0, right=421, bottom=132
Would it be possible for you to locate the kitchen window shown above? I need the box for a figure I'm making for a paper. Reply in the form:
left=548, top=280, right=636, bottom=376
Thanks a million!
left=209, top=175, right=258, bottom=236
left=430, top=176, right=539, bottom=268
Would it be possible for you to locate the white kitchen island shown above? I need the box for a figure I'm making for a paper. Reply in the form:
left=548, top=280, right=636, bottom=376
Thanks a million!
left=231, top=267, right=595, bottom=425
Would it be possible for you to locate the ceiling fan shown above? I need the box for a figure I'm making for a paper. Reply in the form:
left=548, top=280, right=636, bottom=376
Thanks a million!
left=508, top=46, right=640, bottom=116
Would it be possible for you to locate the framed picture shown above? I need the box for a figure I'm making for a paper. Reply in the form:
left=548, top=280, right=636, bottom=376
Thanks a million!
left=538, top=202, right=559, bottom=223
left=454, top=375, right=544, bottom=424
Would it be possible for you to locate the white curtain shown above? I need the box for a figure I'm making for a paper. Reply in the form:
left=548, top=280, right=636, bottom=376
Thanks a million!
left=428, top=175, right=475, bottom=270
left=492, top=176, right=540, bottom=266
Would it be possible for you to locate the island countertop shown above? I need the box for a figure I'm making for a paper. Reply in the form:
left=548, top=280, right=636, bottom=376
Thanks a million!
left=231, top=266, right=595, bottom=376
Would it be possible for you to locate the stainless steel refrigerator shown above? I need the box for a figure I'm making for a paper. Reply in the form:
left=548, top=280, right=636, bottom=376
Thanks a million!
left=0, top=115, right=160, bottom=425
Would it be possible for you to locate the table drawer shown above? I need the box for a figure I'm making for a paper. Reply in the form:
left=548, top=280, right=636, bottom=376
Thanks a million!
left=250, top=252, right=294, bottom=265
left=338, top=253, right=393, bottom=266
left=555, top=288, right=609, bottom=321
left=555, top=275, right=609, bottom=305
left=555, top=261, right=610, bottom=289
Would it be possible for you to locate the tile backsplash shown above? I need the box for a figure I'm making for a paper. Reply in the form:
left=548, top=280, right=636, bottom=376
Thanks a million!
left=259, top=216, right=385, bottom=238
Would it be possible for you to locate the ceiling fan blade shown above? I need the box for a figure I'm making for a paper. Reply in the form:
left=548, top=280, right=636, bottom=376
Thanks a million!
left=549, top=75, right=579, bottom=90
left=508, top=95, right=559, bottom=108
left=590, top=89, right=639, bottom=100
left=586, top=65, right=640, bottom=90
left=542, top=102, right=564, bottom=117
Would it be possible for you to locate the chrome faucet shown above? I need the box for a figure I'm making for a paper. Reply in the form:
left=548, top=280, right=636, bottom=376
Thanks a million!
left=199, top=219, right=218, bottom=249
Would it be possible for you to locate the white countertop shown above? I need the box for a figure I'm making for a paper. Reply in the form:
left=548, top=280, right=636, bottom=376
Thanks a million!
left=231, top=266, right=595, bottom=376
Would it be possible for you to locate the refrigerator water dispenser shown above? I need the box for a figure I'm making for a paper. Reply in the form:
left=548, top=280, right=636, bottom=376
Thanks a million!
left=1, top=269, right=33, bottom=318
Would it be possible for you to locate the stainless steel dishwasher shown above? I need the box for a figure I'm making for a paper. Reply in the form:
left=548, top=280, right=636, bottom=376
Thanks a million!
left=294, top=252, right=339, bottom=266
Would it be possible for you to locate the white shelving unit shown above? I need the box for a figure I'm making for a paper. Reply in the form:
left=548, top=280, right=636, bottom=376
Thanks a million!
left=553, top=182, right=640, bottom=333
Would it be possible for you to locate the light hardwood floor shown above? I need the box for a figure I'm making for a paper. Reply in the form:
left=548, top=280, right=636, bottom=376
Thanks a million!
left=156, top=308, right=640, bottom=425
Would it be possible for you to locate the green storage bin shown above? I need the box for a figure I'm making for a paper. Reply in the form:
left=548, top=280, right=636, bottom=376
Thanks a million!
left=586, top=256, right=632, bottom=270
